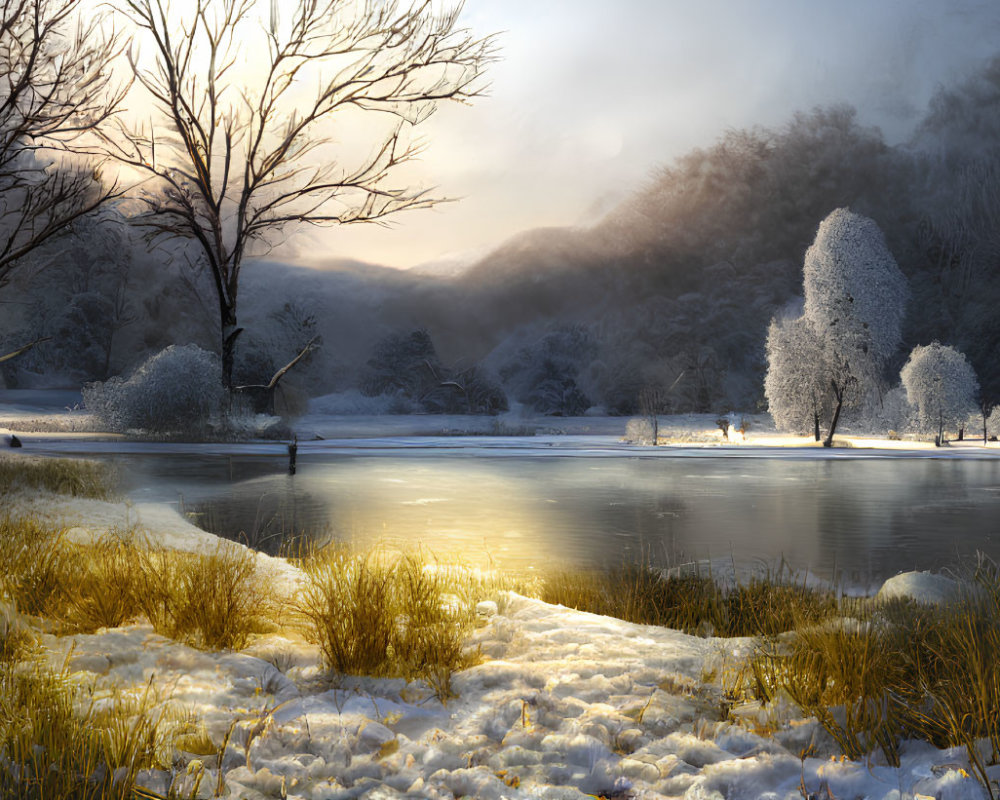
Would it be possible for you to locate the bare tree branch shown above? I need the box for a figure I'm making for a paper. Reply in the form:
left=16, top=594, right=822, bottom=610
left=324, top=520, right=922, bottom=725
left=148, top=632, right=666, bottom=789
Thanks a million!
left=0, top=0, right=128, bottom=287
left=108, top=0, right=498, bottom=386
left=0, top=335, right=51, bottom=364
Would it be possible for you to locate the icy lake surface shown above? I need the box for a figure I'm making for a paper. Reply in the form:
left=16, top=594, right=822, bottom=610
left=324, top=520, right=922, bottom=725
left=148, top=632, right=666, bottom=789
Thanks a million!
left=22, top=432, right=1000, bottom=583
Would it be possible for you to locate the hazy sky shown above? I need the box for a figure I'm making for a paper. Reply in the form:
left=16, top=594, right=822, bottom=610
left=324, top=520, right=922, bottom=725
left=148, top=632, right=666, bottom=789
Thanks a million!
left=279, top=0, right=1000, bottom=270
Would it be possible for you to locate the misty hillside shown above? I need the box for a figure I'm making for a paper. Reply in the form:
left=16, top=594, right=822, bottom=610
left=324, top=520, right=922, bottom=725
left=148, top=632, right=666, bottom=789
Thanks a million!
left=5, top=58, right=1000, bottom=417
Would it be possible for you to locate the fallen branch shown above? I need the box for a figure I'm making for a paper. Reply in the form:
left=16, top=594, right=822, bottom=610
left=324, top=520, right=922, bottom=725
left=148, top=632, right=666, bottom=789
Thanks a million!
left=0, top=337, right=52, bottom=364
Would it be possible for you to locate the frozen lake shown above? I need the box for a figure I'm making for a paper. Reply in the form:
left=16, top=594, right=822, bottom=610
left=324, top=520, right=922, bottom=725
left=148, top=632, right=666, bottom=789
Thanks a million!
left=18, top=433, right=1000, bottom=584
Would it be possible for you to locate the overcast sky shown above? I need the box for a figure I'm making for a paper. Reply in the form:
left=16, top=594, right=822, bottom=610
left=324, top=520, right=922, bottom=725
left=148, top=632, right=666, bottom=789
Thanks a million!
left=282, top=0, right=1000, bottom=270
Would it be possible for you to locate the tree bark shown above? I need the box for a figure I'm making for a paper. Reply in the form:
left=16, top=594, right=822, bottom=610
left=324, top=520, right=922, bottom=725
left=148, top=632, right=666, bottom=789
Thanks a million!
left=222, top=325, right=243, bottom=391
left=824, top=381, right=846, bottom=447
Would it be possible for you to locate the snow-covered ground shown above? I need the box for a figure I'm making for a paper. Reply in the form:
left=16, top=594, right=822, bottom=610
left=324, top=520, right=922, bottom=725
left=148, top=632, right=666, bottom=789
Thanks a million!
left=0, top=491, right=991, bottom=799
left=43, top=584, right=994, bottom=800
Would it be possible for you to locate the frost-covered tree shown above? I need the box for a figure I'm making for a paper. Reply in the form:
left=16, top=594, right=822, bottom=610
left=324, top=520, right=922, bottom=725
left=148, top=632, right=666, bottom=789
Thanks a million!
left=362, top=329, right=443, bottom=404
left=802, top=208, right=908, bottom=445
left=495, top=325, right=595, bottom=416
left=869, top=385, right=915, bottom=436
left=360, top=329, right=505, bottom=414
left=988, top=406, right=1000, bottom=443
left=764, top=315, right=830, bottom=440
left=900, top=342, right=979, bottom=444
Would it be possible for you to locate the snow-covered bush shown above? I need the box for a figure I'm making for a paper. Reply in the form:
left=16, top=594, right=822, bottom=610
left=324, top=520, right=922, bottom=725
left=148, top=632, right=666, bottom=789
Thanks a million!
left=624, top=416, right=657, bottom=445
left=83, top=345, right=225, bottom=434
left=868, top=385, right=915, bottom=435
left=900, top=342, right=979, bottom=441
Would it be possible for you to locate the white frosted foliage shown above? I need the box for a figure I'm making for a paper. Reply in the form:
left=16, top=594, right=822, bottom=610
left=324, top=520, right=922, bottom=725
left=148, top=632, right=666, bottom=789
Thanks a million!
left=83, top=345, right=225, bottom=434
left=766, top=209, right=907, bottom=442
left=764, top=316, right=831, bottom=433
left=900, top=342, right=979, bottom=435
left=803, top=208, right=907, bottom=371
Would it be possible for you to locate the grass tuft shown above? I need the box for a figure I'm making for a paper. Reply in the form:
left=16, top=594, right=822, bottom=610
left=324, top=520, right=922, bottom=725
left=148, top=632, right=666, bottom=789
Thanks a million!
left=134, top=542, right=277, bottom=651
left=296, top=546, right=514, bottom=698
left=740, top=559, right=1000, bottom=796
left=0, top=641, right=173, bottom=800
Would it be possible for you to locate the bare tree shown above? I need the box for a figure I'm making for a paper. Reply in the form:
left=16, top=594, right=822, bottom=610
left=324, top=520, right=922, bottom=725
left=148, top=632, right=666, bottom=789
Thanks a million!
left=109, top=0, right=499, bottom=387
left=0, top=0, right=127, bottom=288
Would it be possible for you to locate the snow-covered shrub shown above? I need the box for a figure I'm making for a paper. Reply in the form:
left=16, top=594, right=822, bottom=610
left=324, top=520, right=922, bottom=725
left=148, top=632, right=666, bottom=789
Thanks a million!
left=988, top=406, right=1000, bottom=441
left=83, top=345, right=225, bottom=434
left=624, top=416, right=657, bottom=445
left=900, top=342, right=979, bottom=440
left=865, top=385, right=914, bottom=435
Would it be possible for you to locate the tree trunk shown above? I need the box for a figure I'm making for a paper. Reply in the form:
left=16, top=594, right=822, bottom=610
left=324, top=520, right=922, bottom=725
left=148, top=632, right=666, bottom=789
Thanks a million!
left=823, top=395, right=844, bottom=447
left=222, top=325, right=243, bottom=391
left=813, top=410, right=821, bottom=442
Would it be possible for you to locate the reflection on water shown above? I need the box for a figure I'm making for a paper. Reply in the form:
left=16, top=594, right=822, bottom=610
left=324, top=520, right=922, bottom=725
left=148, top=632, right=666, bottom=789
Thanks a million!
left=114, top=450, right=1000, bottom=582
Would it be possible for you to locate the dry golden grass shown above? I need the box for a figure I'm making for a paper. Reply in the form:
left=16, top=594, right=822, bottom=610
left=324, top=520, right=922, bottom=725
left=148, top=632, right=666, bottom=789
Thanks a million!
left=133, top=542, right=277, bottom=651
left=295, top=545, right=519, bottom=698
left=742, top=559, right=1000, bottom=797
left=540, top=563, right=838, bottom=637
left=0, top=517, right=272, bottom=797
left=0, top=454, right=117, bottom=500
left=0, top=608, right=174, bottom=800
left=0, top=515, right=277, bottom=651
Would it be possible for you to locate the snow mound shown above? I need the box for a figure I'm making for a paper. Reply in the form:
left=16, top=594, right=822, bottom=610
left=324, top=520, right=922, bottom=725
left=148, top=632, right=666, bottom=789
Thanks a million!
left=877, top=571, right=963, bottom=606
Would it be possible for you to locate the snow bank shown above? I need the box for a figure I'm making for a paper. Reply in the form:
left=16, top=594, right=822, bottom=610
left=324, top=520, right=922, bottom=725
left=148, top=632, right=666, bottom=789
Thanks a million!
left=5, top=491, right=303, bottom=597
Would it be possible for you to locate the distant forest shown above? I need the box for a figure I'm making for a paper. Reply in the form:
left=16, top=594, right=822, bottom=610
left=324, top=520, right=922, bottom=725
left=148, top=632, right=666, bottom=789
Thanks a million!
left=5, top=57, right=1000, bottom=417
